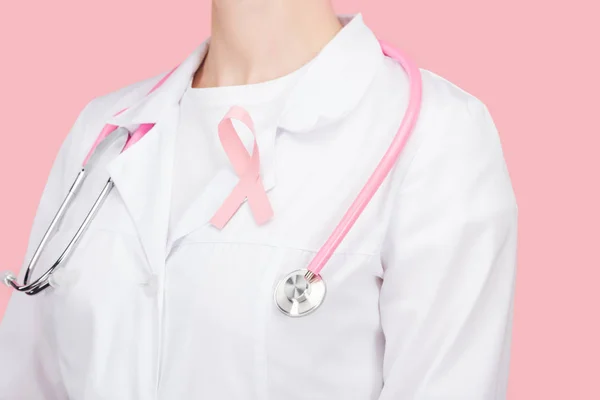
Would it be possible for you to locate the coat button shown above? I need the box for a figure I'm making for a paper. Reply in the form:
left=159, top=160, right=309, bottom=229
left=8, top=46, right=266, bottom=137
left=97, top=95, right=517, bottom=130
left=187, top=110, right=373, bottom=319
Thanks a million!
left=141, top=274, right=159, bottom=297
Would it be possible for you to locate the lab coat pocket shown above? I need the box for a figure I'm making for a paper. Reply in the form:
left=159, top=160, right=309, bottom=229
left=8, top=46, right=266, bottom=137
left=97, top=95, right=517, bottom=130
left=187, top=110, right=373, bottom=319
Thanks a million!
left=39, top=228, right=91, bottom=294
left=46, top=179, right=142, bottom=295
left=38, top=228, right=155, bottom=394
left=42, top=226, right=146, bottom=297
left=41, top=167, right=148, bottom=301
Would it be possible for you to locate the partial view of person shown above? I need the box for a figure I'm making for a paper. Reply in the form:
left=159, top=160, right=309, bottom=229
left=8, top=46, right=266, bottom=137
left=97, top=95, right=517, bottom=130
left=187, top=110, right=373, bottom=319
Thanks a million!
left=0, top=0, right=518, bottom=399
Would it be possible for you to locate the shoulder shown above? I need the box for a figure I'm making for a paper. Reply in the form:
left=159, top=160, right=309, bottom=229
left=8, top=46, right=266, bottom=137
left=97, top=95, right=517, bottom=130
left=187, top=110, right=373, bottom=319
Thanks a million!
left=377, top=54, right=505, bottom=160
left=378, top=55, right=516, bottom=211
left=368, top=55, right=499, bottom=170
left=379, top=55, right=490, bottom=128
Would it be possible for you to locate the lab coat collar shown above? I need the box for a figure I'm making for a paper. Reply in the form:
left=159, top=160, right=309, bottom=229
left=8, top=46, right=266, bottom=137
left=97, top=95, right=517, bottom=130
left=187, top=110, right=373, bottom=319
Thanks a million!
left=278, top=13, right=385, bottom=133
left=107, top=42, right=210, bottom=129
left=101, top=13, right=385, bottom=265
left=107, top=13, right=384, bottom=134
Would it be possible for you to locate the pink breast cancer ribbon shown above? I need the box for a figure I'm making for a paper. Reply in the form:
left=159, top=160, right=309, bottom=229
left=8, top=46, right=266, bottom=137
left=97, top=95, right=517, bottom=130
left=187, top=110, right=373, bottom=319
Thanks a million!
left=210, top=105, right=274, bottom=229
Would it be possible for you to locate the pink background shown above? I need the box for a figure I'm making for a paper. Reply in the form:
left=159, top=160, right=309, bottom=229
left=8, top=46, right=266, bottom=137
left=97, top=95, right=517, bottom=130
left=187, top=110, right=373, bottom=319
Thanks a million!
left=0, top=1, right=598, bottom=398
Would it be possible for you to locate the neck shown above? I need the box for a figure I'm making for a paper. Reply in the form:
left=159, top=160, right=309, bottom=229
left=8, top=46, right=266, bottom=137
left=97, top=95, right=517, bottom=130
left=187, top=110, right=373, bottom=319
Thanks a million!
left=193, top=0, right=342, bottom=88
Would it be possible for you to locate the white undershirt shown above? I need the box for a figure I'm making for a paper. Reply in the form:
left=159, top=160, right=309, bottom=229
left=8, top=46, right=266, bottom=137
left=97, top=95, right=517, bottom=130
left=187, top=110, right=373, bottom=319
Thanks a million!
left=168, top=62, right=312, bottom=237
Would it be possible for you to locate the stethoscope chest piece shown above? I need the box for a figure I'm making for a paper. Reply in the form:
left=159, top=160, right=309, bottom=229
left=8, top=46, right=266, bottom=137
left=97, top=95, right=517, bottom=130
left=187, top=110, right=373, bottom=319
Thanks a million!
left=274, top=269, right=326, bottom=317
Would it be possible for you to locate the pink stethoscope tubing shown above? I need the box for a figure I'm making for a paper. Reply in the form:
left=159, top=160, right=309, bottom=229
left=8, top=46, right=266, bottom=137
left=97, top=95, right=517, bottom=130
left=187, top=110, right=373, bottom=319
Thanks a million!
left=274, top=40, right=422, bottom=317
left=305, top=40, right=422, bottom=278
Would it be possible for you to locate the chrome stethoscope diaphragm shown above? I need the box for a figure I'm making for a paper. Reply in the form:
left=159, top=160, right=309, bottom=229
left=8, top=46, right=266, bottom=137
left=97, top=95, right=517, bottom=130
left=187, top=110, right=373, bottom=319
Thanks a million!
left=274, top=269, right=327, bottom=317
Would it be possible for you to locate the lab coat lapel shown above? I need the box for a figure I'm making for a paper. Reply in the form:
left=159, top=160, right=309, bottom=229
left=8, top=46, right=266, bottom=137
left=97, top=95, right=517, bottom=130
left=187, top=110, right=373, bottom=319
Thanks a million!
left=106, top=105, right=178, bottom=274
left=100, top=43, right=208, bottom=271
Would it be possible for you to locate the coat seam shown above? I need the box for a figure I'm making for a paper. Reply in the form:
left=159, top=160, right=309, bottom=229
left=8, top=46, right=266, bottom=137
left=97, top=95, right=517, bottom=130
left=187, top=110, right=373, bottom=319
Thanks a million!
left=172, top=239, right=378, bottom=257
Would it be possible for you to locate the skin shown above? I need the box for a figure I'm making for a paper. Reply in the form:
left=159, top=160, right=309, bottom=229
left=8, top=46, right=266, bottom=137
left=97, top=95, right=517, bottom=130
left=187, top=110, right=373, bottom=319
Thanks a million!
left=192, top=0, right=342, bottom=88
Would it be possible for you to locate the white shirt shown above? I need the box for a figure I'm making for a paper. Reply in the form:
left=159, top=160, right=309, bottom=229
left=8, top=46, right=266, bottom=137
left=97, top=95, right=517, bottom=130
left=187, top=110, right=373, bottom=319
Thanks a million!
left=169, top=63, right=310, bottom=238
left=0, top=13, right=518, bottom=400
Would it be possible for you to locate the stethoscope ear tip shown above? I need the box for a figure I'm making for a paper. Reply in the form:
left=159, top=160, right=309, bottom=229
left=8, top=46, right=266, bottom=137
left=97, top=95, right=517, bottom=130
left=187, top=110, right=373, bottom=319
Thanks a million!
left=2, top=271, right=16, bottom=288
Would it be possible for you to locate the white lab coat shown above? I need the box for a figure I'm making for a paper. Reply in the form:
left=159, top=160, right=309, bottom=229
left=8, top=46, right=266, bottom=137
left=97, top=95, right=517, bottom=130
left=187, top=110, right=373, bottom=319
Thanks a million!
left=0, top=14, right=518, bottom=400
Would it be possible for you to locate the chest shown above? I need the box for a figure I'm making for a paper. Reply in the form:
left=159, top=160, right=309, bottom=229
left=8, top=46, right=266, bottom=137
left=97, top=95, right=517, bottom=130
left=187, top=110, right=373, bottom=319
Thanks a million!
left=32, top=100, right=416, bottom=397
left=40, top=94, right=414, bottom=318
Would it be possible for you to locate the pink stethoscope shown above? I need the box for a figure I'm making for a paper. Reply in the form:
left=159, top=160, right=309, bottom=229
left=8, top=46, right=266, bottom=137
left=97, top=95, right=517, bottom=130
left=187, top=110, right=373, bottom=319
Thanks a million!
left=3, top=41, right=422, bottom=317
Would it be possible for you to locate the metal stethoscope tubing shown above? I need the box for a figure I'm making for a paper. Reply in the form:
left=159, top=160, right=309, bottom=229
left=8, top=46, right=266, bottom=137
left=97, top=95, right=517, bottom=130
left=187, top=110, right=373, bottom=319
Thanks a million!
left=2, top=57, right=171, bottom=293
left=3, top=125, right=134, bottom=295
left=5, top=172, right=114, bottom=295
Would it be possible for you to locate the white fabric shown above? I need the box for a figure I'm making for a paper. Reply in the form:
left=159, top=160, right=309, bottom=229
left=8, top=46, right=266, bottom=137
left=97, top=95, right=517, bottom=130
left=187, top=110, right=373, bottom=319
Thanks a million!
left=0, top=13, right=518, bottom=400
left=169, top=63, right=310, bottom=238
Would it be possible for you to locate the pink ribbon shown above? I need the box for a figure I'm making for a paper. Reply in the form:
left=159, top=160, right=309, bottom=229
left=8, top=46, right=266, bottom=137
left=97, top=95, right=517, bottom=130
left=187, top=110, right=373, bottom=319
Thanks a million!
left=210, top=106, right=274, bottom=229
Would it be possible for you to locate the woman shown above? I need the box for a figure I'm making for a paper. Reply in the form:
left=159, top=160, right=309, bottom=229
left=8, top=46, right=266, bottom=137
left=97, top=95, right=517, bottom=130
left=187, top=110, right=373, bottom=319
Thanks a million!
left=0, top=0, right=518, bottom=399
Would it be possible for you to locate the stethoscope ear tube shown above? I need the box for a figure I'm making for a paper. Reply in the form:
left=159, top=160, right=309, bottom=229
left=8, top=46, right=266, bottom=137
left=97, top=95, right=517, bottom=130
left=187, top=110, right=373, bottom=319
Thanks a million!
left=2, top=127, right=130, bottom=295
left=3, top=169, right=87, bottom=294
left=3, top=69, right=165, bottom=295
left=3, top=177, right=115, bottom=295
